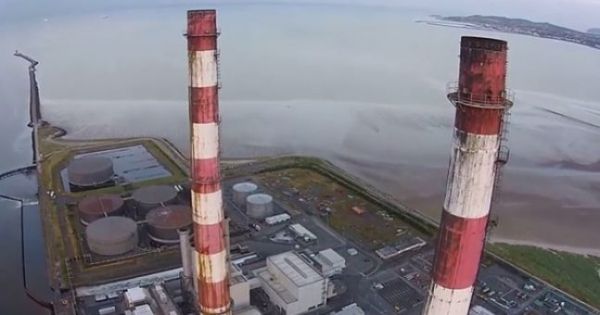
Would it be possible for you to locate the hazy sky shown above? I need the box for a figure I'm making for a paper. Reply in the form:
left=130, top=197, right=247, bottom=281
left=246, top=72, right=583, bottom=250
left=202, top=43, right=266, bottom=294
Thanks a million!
left=0, top=0, right=599, bottom=30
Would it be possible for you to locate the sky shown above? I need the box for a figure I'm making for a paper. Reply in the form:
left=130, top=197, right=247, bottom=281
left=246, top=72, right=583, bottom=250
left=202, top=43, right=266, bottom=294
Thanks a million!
left=0, top=0, right=599, bottom=30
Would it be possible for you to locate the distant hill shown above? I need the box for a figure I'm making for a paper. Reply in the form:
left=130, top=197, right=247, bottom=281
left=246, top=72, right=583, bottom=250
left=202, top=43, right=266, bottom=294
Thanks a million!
left=439, top=15, right=600, bottom=50
left=588, top=28, right=600, bottom=35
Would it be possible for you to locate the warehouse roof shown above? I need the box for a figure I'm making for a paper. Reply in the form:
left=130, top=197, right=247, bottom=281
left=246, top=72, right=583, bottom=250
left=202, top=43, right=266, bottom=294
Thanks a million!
left=317, top=248, right=345, bottom=267
left=268, top=252, right=323, bottom=287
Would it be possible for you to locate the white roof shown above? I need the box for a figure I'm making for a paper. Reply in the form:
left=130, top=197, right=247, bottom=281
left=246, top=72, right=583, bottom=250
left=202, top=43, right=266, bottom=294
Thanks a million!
left=256, top=269, right=297, bottom=304
left=289, top=224, right=317, bottom=239
left=469, top=305, right=495, bottom=315
left=266, top=213, right=290, bottom=220
left=334, top=303, right=365, bottom=315
left=125, top=287, right=146, bottom=304
left=268, top=252, right=323, bottom=287
left=235, top=306, right=263, bottom=315
left=133, top=304, right=154, bottom=315
left=317, top=249, right=345, bottom=267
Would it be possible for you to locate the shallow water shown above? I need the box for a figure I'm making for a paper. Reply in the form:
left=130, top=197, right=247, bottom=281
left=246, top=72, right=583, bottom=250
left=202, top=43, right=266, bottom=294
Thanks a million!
left=3, top=3, right=599, bottom=250
left=1, top=3, right=600, bottom=312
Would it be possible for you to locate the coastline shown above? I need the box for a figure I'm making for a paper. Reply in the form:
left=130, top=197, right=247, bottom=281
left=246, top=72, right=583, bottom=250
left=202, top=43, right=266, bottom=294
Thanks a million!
left=491, top=238, right=600, bottom=258
left=418, top=16, right=600, bottom=51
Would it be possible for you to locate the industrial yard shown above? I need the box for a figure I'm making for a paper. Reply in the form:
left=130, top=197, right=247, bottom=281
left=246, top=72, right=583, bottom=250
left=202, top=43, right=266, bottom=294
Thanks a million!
left=36, top=128, right=191, bottom=291
left=61, top=158, right=599, bottom=314
left=19, top=8, right=600, bottom=315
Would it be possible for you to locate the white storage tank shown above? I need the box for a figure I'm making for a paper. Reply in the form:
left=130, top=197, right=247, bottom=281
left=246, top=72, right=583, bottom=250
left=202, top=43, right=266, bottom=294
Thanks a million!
left=245, top=193, right=273, bottom=219
left=232, top=182, right=258, bottom=207
left=86, top=216, right=138, bottom=256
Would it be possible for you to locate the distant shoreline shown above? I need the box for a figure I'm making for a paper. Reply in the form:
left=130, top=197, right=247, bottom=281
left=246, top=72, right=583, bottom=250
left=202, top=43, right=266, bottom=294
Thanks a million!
left=418, top=15, right=600, bottom=51
left=491, top=238, right=600, bottom=257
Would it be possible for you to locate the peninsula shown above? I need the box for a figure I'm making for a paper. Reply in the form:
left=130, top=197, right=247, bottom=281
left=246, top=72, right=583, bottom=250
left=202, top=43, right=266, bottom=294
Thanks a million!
left=429, top=15, right=600, bottom=50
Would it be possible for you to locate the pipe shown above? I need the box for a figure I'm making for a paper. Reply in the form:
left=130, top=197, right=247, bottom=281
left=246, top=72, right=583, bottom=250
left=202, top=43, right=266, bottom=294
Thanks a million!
left=186, top=9, right=231, bottom=315
left=423, top=36, right=511, bottom=315
left=178, top=229, right=193, bottom=280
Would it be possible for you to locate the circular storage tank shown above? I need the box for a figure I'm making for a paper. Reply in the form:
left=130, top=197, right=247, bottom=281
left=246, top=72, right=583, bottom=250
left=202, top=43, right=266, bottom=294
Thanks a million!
left=232, top=182, right=258, bottom=207
left=246, top=193, right=274, bottom=219
left=145, top=205, right=192, bottom=244
left=132, top=185, right=178, bottom=213
left=67, top=156, right=114, bottom=187
left=86, top=216, right=138, bottom=256
left=78, top=194, right=125, bottom=225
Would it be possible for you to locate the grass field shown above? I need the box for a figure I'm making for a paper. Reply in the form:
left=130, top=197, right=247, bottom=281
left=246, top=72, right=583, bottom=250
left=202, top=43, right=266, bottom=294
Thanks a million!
left=258, top=168, right=413, bottom=249
left=489, top=243, right=600, bottom=309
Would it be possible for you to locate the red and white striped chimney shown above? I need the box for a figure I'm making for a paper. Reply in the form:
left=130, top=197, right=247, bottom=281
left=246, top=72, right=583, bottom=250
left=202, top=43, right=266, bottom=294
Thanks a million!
left=423, top=36, right=510, bottom=315
left=186, top=10, right=231, bottom=315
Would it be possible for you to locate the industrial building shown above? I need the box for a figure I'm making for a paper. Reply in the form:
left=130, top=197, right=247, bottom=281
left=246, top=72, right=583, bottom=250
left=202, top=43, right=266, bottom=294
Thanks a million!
left=230, top=264, right=251, bottom=311
left=265, top=213, right=291, bottom=225
left=311, top=249, right=346, bottom=277
left=333, top=303, right=366, bottom=315
left=255, top=251, right=328, bottom=315
left=289, top=224, right=317, bottom=242
left=375, top=236, right=427, bottom=260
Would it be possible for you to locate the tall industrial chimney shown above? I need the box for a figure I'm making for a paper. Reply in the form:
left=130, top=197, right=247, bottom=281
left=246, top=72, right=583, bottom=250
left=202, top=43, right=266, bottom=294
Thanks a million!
left=423, top=36, right=511, bottom=315
left=186, top=10, right=231, bottom=315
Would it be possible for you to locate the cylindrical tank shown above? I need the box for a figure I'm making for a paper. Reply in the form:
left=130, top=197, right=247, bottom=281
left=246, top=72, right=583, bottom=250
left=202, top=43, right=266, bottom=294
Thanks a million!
left=146, top=205, right=193, bottom=244
left=86, top=216, right=138, bottom=256
left=67, top=156, right=114, bottom=187
left=232, top=182, right=258, bottom=207
left=78, top=194, right=125, bottom=225
left=132, top=185, right=178, bottom=214
left=245, top=193, right=273, bottom=219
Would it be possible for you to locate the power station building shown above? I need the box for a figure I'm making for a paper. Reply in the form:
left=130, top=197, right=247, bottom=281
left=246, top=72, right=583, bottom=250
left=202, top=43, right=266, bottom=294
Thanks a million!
left=255, top=251, right=328, bottom=315
left=312, top=249, right=346, bottom=277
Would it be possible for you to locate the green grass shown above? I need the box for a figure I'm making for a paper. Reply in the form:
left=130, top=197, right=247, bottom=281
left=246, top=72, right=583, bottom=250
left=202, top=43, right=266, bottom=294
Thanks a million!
left=246, top=156, right=600, bottom=308
left=257, top=167, right=415, bottom=249
left=489, top=243, right=600, bottom=309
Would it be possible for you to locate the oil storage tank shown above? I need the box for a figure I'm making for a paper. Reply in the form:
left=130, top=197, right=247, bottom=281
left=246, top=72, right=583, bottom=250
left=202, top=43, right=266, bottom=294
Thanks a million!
left=246, top=193, right=274, bottom=219
left=132, top=185, right=178, bottom=214
left=78, top=194, right=125, bottom=225
left=86, top=216, right=138, bottom=256
left=145, top=205, right=193, bottom=244
left=67, top=156, right=114, bottom=189
left=233, top=182, right=258, bottom=207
